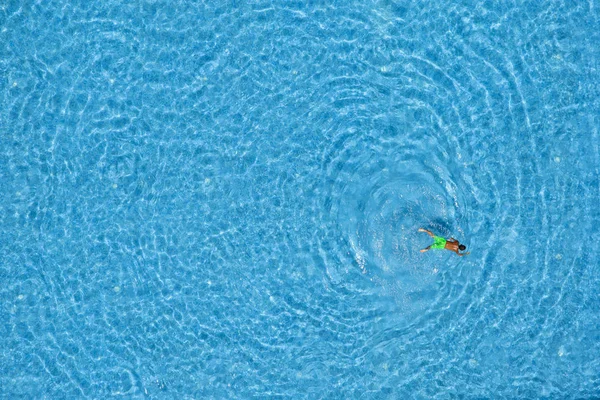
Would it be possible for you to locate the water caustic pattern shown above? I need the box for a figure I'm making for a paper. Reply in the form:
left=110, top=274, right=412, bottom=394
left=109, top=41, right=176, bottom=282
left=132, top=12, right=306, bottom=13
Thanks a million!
left=1, top=0, right=599, bottom=398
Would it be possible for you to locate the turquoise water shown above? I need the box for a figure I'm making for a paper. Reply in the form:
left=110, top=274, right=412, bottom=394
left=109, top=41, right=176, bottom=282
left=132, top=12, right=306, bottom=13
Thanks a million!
left=2, top=1, right=599, bottom=398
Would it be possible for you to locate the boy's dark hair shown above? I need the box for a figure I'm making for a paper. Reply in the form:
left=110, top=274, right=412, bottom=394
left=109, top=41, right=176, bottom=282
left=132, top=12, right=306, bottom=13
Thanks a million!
left=458, top=244, right=466, bottom=251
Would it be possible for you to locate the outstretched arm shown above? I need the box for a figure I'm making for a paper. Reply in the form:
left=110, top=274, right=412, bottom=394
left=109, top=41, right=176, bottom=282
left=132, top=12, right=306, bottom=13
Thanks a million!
left=418, top=228, right=435, bottom=237
left=455, top=250, right=470, bottom=256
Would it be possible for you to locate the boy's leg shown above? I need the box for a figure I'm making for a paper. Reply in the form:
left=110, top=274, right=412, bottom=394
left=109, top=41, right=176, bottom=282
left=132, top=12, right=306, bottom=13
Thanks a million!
left=418, top=228, right=434, bottom=237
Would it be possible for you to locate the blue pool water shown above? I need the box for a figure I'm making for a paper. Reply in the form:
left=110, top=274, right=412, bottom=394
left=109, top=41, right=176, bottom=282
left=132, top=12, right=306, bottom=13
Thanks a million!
left=2, top=1, right=600, bottom=398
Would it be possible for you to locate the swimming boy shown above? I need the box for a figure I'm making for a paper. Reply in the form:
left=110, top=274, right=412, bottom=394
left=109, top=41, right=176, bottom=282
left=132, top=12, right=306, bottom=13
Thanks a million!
left=418, top=228, right=469, bottom=256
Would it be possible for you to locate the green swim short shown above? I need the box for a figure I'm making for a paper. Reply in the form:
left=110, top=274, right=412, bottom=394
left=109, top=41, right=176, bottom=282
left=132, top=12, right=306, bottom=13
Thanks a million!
left=431, top=235, right=447, bottom=249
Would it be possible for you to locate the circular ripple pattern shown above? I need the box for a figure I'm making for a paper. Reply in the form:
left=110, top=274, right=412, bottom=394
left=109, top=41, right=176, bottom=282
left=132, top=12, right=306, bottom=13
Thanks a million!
left=319, top=122, right=470, bottom=325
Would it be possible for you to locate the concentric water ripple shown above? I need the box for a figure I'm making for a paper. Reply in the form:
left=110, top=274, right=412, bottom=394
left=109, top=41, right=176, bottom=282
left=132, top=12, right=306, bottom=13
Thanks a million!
left=318, top=120, right=471, bottom=323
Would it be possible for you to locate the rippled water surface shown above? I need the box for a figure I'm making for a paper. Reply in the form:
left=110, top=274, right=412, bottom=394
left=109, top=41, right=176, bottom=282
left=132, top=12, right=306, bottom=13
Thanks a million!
left=2, top=1, right=600, bottom=398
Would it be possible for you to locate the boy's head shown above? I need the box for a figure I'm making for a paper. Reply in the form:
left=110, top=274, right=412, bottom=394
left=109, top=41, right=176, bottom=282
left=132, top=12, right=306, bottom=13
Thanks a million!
left=458, top=244, right=466, bottom=251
